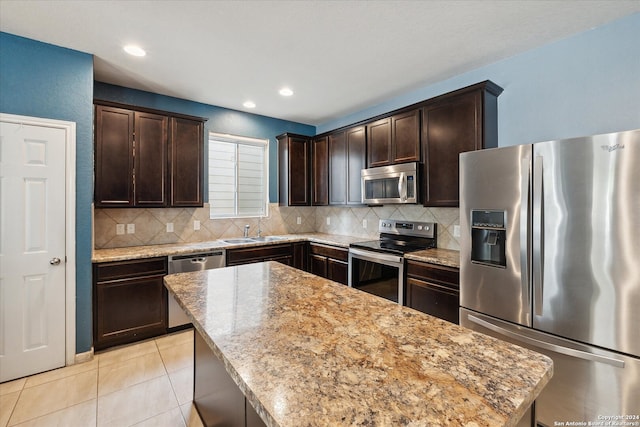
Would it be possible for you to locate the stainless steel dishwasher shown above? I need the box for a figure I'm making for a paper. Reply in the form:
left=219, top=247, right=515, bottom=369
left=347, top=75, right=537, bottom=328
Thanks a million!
left=167, top=250, right=226, bottom=328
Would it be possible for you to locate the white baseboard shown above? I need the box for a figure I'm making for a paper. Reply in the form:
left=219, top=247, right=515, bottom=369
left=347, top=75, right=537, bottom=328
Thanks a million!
left=74, top=348, right=95, bottom=365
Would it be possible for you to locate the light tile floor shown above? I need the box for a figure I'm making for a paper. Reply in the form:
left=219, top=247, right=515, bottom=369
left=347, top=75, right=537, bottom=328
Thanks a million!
left=0, top=329, right=204, bottom=427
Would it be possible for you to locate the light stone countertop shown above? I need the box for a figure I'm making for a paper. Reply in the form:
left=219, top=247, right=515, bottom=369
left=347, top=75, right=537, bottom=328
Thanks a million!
left=405, top=247, right=461, bottom=268
left=92, top=233, right=461, bottom=269
left=91, top=233, right=365, bottom=263
left=165, top=261, right=552, bottom=427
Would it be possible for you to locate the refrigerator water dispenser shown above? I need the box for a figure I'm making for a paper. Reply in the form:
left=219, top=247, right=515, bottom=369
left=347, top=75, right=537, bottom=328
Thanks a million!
left=470, top=210, right=506, bottom=268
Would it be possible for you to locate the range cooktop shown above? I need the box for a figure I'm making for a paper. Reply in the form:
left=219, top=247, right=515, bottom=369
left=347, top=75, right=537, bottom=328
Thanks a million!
left=350, top=219, right=437, bottom=255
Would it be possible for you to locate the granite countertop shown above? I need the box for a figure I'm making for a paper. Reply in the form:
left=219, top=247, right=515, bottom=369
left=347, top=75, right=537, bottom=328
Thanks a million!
left=165, top=262, right=552, bottom=427
left=93, top=233, right=460, bottom=269
left=91, top=233, right=364, bottom=263
left=405, top=248, right=461, bottom=268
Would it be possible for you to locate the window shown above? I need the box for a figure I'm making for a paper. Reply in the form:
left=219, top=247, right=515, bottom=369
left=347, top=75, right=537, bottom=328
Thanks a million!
left=208, top=133, right=268, bottom=218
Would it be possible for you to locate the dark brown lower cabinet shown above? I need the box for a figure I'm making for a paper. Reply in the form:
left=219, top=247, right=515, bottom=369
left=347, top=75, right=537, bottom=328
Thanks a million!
left=405, top=260, right=460, bottom=324
left=93, top=257, right=168, bottom=351
left=226, top=244, right=294, bottom=267
left=195, top=331, right=265, bottom=427
left=292, top=242, right=308, bottom=271
left=309, top=243, right=348, bottom=285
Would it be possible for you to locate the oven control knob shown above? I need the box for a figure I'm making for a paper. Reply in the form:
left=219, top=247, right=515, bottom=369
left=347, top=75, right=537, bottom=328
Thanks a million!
left=417, top=225, right=423, bottom=230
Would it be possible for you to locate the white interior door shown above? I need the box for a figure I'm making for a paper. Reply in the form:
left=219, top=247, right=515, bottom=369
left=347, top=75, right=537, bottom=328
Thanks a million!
left=0, top=119, right=67, bottom=382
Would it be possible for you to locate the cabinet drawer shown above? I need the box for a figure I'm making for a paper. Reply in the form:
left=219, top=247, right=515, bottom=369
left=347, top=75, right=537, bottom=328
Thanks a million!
left=309, top=243, right=348, bottom=262
left=406, top=260, right=459, bottom=290
left=226, top=244, right=292, bottom=266
left=406, top=277, right=459, bottom=324
left=95, top=257, right=167, bottom=282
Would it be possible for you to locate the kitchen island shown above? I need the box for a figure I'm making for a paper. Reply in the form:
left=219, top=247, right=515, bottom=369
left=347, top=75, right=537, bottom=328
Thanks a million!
left=164, top=261, right=552, bottom=427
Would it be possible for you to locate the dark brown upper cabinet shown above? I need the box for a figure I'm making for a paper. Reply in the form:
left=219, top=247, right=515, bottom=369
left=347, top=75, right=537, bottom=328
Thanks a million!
left=135, top=111, right=168, bottom=206
left=95, top=105, right=135, bottom=207
left=366, top=117, right=391, bottom=167
left=392, top=109, right=420, bottom=163
left=421, top=81, right=503, bottom=207
left=366, top=110, right=420, bottom=167
left=278, top=133, right=311, bottom=206
left=312, top=136, right=328, bottom=206
left=328, top=131, right=346, bottom=205
left=328, top=126, right=366, bottom=205
left=94, top=102, right=205, bottom=208
left=170, top=117, right=203, bottom=206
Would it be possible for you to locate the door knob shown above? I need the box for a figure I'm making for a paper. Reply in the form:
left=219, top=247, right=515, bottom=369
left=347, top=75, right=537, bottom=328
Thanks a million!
left=50, top=257, right=61, bottom=265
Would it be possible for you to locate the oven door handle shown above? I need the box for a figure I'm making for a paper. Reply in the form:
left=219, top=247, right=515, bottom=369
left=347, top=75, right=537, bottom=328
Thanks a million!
left=348, top=248, right=403, bottom=265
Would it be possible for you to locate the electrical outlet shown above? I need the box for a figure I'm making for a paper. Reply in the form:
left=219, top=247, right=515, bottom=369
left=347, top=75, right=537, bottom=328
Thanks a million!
left=116, top=224, right=125, bottom=235
left=326, top=217, right=331, bottom=225
left=453, top=225, right=461, bottom=238
left=126, top=224, right=135, bottom=234
left=362, top=219, right=368, bottom=228
left=194, top=220, right=200, bottom=231
left=296, top=216, right=301, bottom=225
left=166, top=222, right=174, bottom=233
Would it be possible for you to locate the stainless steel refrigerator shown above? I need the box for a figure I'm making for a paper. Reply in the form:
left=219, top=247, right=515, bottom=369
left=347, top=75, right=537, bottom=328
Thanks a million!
left=459, top=129, right=640, bottom=426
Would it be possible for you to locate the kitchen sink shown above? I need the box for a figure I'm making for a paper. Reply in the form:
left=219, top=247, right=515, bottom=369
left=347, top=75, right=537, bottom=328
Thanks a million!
left=222, top=236, right=285, bottom=244
left=249, top=236, right=284, bottom=242
left=222, top=238, right=256, bottom=244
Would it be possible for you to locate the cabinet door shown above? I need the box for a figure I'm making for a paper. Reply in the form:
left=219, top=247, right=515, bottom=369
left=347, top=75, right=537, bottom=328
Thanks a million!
left=309, top=254, right=328, bottom=278
left=279, top=135, right=311, bottom=206
left=170, top=117, right=203, bottom=206
left=290, top=136, right=311, bottom=206
left=135, top=112, right=168, bottom=207
left=346, top=126, right=366, bottom=205
left=367, top=118, right=392, bottom=167
left=422, top=90, right=481, bottom=206
left=392, top=109, right=420, bottom=163
left=94, top=274, right=167, bottom=350
left=327, top=259, right=348, bottom=285
left=312, top=136, right=329, bottom=206
left=328, top=131, right=346, bottom=205
left=95, top=106, right=134, bottom=207
left=293, top=242, right=308, bottom=271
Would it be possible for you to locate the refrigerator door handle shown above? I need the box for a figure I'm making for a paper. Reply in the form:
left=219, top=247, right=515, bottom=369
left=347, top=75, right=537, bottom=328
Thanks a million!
left=520, top=157, right=530, bottom=313
left=468, top=315, right=625, bottom=368
left=533, top=155, right=544, bottom=316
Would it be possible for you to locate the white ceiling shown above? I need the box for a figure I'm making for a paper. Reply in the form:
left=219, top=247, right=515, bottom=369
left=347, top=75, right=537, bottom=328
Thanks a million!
left=1, top=1, right=639, bottom=126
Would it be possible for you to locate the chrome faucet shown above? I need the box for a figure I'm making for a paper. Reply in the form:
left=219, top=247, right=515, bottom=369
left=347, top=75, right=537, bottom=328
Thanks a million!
left=243, top=224, right=250, bottom=238
left=257, top=217, right=262, bottom=237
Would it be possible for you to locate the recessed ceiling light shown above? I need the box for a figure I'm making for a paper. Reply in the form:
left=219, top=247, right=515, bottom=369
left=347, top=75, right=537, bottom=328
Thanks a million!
left=123, top=45, right=146, bottom=57
left=279, top=87, right=294, bottom=97
left=243, top=101, right=256, bottom=109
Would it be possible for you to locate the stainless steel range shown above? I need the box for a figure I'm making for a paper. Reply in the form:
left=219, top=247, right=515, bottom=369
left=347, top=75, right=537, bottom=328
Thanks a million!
left=348, top=219, right=436, bottom=304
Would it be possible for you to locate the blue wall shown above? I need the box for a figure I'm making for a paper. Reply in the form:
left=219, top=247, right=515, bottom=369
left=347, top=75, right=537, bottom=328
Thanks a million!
left=0, top=32, right=94, bottom=353
left=94, top=83, right=315, bottom=202
left=317, top=13, right=640, bottom=145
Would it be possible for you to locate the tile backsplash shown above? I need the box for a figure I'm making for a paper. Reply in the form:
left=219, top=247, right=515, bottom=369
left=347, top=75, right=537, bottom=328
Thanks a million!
left=93, top=204, right=460, bottom=250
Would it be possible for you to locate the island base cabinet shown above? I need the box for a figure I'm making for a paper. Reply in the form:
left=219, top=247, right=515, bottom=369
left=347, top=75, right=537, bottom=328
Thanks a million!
left=194, top=332, right=265, bottom=427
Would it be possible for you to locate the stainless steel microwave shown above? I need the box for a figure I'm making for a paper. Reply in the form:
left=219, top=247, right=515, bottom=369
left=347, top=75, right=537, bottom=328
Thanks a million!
left=361, top=162, right=419, bottom=204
